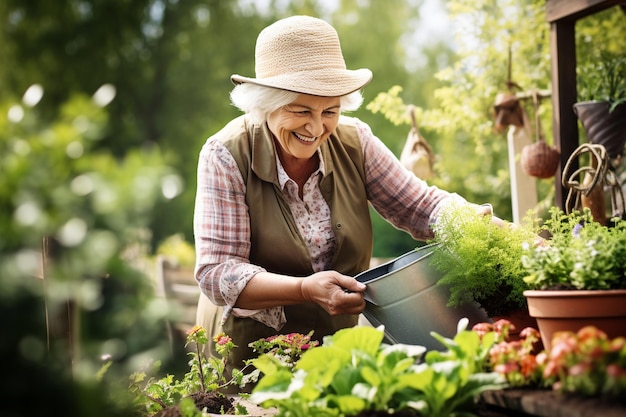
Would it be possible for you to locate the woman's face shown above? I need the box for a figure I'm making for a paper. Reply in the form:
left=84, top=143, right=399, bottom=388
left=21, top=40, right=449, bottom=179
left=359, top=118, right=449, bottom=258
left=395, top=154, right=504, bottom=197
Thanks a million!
left=267, top=94, right=341, bottom=161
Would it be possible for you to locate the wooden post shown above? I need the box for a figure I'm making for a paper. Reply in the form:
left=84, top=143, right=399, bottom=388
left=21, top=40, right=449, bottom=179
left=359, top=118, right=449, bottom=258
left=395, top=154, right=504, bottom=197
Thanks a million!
left=41, top=236, right=76, bottom=375
left=546, top=0, right=626, bottom=209
left=507, top=120, right=538, bottom=223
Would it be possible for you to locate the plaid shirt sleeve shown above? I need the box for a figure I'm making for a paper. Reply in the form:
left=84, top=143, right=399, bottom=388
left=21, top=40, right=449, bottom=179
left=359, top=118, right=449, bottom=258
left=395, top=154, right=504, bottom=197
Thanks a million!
left=193, top=138, right=286, bottom=330
left=355, top=118, right=466, bottom=241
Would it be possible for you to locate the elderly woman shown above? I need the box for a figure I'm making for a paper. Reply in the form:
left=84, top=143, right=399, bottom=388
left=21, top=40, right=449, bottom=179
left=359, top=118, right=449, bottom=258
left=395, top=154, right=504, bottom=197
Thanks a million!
left=193, top=15, right=496, bottom=388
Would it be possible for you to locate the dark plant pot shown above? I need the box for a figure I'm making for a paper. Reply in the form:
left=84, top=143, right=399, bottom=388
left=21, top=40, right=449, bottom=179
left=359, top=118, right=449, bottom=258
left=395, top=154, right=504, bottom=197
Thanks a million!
left=524, top=289, right=626, bottom=351
left=573, top=101, right=626, bottom=161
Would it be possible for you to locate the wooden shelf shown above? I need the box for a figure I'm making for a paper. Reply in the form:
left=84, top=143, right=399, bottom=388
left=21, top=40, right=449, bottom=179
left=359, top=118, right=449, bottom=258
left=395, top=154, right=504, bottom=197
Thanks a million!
left=479, top=388, right=626, bottom=417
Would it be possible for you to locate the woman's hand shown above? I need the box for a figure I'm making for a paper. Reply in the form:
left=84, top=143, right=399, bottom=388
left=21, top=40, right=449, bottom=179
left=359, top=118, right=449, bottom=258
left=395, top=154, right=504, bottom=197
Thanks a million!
left=301, top=271, right=366, bottom=315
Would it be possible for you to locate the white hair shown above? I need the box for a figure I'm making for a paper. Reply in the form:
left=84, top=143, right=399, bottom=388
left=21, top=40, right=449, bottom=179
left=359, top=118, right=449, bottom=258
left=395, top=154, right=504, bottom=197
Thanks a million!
left=230, top=83, right=364, bottom=124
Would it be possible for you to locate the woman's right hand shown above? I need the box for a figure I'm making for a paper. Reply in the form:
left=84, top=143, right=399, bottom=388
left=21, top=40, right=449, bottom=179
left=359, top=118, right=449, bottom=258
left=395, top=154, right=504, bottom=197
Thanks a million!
left=301, top=271, right=366, bottom=316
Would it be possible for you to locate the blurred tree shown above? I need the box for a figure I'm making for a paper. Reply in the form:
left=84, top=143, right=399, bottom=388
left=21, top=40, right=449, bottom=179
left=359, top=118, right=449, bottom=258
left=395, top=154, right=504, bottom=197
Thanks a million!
left=0, top=88, right=177, bottom=416
left=329, top=0, right=457, bottom=256
left=366, top=1, right=626, bottom=226
left=1, top=0, right=455, bottom=257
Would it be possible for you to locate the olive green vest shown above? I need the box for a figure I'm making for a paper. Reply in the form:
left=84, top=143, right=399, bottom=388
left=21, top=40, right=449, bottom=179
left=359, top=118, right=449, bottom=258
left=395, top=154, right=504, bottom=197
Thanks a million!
left=211, top=115, right=373, bottom=388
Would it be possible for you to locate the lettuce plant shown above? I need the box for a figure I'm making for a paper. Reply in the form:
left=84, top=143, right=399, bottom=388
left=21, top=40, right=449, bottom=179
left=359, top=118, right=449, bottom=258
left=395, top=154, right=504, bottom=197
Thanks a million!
left=250, top=320, right=506, bottom=417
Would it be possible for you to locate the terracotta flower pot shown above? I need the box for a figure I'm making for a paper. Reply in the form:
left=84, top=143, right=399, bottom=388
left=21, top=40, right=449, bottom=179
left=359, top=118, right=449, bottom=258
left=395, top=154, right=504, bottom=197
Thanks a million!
left=524, top=289, right=626, bottom=351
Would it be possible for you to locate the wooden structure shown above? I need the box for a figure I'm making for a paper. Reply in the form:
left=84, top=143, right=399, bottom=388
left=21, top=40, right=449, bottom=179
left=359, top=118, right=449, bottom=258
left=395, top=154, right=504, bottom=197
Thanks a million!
left=479, top=388, right=626, bottom=416
left=546, top=0, right=626, bottom=209
left=155, top=255, right=201, bottom=350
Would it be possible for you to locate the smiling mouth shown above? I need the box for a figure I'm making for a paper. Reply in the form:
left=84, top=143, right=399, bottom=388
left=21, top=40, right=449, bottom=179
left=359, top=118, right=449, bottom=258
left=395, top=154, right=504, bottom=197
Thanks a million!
left=293, top=132, right=318, bottom=143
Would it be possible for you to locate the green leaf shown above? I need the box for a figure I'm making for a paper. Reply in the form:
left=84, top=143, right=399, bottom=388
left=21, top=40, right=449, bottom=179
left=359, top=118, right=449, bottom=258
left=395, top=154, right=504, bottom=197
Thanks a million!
left=329, top=326, right=385, bottom=356
left=360, top=366, right=381, bottom=387
left=326, top=394, right=367, bottom=416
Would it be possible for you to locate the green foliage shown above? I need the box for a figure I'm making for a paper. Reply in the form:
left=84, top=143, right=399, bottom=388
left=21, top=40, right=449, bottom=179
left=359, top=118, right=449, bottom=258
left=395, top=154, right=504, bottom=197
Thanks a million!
left=250, top=321, right=506, bottom=417
left=248, top=331, right=319, bottom=369
left=129, top=327, right=251, bottom=415
left=577, top=50, right=626, bottom=111
left=0, top=0, right=456, bottom=257
left=522, top=207, right=626, bottom=290
left=575, top=6, right=626, bottom=111
left=366, top=0, right=558, bottom=222
left=156, top=233, right=196, bottom=268
left=428, top=202, right=539, bottom=316
left=0, top=89, right=177, bottom=415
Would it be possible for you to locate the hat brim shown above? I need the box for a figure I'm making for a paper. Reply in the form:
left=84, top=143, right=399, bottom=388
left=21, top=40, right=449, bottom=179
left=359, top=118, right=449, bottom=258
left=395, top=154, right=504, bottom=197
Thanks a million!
left=231, top=68, right=372, bottom=97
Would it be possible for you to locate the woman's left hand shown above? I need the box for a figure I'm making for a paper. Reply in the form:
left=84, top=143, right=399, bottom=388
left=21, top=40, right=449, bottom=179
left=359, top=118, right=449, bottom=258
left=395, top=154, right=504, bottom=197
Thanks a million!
left=301, top=271, right=366, bottom=316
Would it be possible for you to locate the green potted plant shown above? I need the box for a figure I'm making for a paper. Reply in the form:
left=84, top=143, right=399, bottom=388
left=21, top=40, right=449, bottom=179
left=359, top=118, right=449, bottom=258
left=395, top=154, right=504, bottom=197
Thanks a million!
left=428, top=202, right=539, bottom=322
left=521, top=207, right=626, bottom=350
left=129, top=326, right=255, bottom=416
left=573, top=50, right=626, bottom=163
left=249, top=321, right=507, bottom=417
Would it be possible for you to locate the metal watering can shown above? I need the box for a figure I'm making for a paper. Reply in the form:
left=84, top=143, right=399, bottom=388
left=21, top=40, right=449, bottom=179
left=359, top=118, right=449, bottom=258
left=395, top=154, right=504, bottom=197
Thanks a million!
left=355, top=243, right=490, bottom=351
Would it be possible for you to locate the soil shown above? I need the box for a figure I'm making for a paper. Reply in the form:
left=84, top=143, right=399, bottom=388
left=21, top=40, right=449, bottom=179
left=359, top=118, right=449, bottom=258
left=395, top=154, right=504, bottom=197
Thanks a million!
left=349, top=411, right=419, bottom=417
left=153, top=392, right=235, bottom=417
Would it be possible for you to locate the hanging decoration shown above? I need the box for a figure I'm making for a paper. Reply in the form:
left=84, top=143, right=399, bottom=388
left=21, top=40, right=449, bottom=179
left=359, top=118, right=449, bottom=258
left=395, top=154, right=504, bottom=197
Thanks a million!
left=491, top=44, right=539, bottom=224
left=400, top=105, right=435, bottom=180
left=520, top=91, right=560, bottom=179
left=493, top=46, right=524, bottom=133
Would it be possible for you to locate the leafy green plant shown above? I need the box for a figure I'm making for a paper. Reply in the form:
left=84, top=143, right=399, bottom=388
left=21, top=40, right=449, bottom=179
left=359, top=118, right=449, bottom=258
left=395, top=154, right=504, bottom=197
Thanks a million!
left=428, top=202, right=539, bottom=317
left=521, top=207, right=626, bottom=290
left=250, top=320, right=506, bottom=417
left=129, top=326, right=252, bottom=416
left=577, top=50, right=626, bottom=112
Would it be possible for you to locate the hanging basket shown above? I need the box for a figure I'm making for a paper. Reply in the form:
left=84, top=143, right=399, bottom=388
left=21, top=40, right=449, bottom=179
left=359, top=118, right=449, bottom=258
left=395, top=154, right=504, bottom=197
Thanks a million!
left=521, top=140, right=560, bottom=179
left=520, top=91, right=560, bottom=179
left=573, top=101, right=626, bottom=162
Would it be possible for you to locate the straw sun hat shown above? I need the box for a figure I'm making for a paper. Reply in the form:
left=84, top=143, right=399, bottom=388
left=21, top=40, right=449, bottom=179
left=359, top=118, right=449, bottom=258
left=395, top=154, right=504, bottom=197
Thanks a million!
left=231, top=15, right=372, bottom=97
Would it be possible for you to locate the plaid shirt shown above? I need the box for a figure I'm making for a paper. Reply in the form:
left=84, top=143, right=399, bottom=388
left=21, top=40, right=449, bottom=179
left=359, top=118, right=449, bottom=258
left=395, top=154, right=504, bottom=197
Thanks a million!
left=193, top=116, right=463, bottom=330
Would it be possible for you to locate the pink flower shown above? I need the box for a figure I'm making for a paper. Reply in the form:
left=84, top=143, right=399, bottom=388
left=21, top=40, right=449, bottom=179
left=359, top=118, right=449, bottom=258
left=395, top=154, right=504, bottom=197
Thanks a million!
left=520, top=327, right=540, bottom=341
left=495, top=362, right=519, bottom=374
left=216, top=334, right=232, bottom=346
left=568, top=362, right=591, bottom=377
left=577, top=326, right=607, bottom=343
left=606, top=364, right=626, bottom=378
left=472, top=322, right=492, bottom=339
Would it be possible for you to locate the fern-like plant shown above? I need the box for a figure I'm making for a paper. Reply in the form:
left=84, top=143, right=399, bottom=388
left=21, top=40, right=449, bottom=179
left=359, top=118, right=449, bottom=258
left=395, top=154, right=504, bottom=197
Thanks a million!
left=428, top=203, right=539, bottom=317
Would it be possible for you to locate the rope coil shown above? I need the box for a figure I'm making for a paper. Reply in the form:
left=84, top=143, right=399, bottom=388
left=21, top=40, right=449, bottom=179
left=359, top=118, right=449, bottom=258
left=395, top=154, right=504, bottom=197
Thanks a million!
left=562, top=143, right=625, bottom=218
